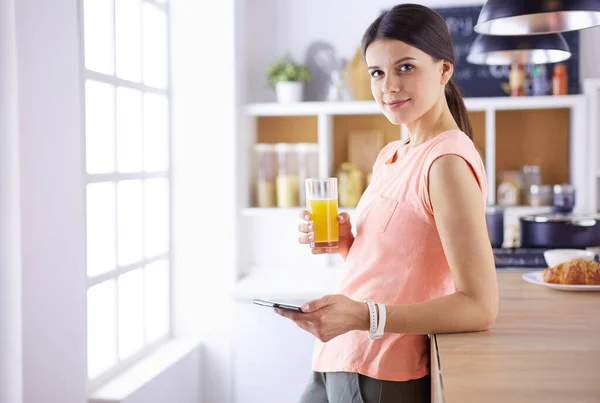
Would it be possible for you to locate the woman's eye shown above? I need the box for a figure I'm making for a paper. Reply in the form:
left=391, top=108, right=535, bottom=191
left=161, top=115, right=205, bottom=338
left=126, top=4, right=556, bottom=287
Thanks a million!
left=399, top=64, right=414, bottom=72
left=370, top=70, right=384, bottom=78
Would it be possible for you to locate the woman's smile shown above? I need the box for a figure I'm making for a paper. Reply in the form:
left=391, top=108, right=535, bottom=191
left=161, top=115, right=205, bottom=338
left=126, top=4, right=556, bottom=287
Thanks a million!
left=383, top=99, right=411, bottom=109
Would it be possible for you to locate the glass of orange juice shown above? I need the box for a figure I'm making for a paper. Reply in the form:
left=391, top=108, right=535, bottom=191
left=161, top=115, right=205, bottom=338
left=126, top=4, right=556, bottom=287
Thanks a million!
left=305, top=178, right=339, bottom=248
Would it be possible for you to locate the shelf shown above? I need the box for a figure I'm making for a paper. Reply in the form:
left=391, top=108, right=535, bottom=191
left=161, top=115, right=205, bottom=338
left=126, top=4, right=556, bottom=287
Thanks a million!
left=241, top=206, right=552, bottom=217
left=241, top=207, right=357, bottom=217
left=245, top=95, right=585, bottom=117
left=246, top=101, right=380, bottom=116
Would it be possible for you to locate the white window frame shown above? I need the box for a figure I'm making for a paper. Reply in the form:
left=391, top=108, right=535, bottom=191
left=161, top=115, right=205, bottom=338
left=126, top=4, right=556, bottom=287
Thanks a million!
left=79, top=0, right=174, bottom=391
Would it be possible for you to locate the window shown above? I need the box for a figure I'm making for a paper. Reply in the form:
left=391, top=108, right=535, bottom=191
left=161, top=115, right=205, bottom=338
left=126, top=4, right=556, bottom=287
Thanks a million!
left=81, top=0, right=172, bottom=386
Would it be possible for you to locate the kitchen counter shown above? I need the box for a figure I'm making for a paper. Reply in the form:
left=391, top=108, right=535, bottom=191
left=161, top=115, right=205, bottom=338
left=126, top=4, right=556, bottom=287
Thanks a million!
left=432, top=270, right=600, bottom=403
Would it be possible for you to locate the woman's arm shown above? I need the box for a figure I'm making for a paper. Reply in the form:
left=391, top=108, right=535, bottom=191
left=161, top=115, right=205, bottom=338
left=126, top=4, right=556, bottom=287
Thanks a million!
left=383, top=154, right=498, bottom=334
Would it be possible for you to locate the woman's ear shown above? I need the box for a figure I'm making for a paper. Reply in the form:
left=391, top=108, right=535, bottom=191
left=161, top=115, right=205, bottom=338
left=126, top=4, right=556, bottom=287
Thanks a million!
left=441, top=60, right=454, bottom=85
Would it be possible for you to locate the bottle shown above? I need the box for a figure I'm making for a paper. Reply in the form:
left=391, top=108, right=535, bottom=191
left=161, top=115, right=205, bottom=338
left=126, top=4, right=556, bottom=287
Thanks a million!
left=552, top=64, right=568, bottom=96
left=509, top=63, right=526, bottom=97
left=531, top=65, right=550, bottom=96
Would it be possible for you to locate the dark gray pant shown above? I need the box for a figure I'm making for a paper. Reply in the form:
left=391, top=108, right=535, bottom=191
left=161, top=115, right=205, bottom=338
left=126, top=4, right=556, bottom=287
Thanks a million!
left=298, top=372, right=431, bottom=403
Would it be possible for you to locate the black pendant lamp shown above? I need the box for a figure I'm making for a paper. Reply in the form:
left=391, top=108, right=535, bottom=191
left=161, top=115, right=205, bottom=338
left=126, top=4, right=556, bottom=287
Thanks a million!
left=475, top=0, right=600, bottom=35
left=466, top=33, right=571, bottom=65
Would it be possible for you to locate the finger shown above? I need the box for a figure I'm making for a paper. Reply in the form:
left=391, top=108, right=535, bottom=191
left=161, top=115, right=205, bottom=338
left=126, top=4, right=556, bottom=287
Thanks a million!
left=298, top=233, right=314, bottom=245
left=302, top=295, right=335, bottom=313
left=311, top=247, right=335, bottom=255
left=337, top=212, right=350, bottom=224
left=275, top=308, right=301, bottom=321
left=297, top=222, right=314, bottom=234
left=299, top=210, right=312, bottom=221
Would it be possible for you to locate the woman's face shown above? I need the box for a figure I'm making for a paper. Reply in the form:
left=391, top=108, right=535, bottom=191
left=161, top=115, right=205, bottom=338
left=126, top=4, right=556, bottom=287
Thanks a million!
left=365, top=39, right=452, bottom=125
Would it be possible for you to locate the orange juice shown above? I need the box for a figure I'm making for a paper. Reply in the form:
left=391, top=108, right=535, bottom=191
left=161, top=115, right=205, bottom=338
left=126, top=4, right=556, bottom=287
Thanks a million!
left=307, top=198, right=339, bottom=248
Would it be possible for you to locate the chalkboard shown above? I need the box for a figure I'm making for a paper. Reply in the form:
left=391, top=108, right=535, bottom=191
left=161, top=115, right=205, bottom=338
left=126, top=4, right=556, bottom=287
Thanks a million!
left=433, top=5, right=581, bottom=98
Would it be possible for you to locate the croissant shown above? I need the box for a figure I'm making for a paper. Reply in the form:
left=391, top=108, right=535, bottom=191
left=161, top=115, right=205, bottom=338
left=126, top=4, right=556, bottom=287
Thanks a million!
left=543, top=258, right=600, bottom=285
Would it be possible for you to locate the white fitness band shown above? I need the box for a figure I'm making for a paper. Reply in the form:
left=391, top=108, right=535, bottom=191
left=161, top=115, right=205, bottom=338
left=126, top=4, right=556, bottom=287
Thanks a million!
left=364, top=300, right=378, bottom=337
left=374, top=303, right=386, bottom=339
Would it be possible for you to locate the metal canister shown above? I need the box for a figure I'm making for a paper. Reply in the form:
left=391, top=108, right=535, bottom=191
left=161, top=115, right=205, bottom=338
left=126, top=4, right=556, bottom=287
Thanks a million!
left=552, top=184, right=576, bottom=213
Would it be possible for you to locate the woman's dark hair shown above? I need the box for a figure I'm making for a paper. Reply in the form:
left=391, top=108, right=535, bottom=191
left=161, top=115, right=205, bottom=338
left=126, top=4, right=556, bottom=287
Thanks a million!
left=362, top=4, right=473, bottom=140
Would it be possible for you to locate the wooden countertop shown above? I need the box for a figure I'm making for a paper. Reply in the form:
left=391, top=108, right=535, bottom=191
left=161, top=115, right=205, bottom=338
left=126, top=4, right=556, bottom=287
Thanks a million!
left=432, top=270, right=600, bottom=403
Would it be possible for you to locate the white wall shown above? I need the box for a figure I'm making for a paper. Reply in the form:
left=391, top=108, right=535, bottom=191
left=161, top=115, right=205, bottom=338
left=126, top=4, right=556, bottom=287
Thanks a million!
left=244, top=0, right=600, bottom=102
left=15, top=0, right=88, bottom=401
left=171, top=0, right=238, bottom=401
left=0, top=0, right=23, bottom=402
left=124, top=348, right=202, bottom=403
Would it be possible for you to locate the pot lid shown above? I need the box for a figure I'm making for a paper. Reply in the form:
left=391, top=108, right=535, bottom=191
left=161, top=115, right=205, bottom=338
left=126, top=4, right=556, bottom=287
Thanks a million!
left=521, top=213, right=600, bottom=223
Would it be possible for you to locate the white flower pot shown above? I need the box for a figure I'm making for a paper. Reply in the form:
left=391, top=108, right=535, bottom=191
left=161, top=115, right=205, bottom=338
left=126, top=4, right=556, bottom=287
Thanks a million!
left=275, top=81, right=304, bottom=103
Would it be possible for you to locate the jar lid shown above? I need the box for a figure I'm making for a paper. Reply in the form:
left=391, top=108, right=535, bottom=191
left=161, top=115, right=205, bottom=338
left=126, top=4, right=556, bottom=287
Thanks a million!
left=274, top=143, right=294, bottom=152
left=553, top=184, right=574, bottom=194
left=529, top=184, right=552, bottom=194
left=486, top=205, right=504, bottom=213
left=253, top=143, right=275, bottom=152
left=522, top=165, right=540, bottom=173
left=295, top=143, right=319, bottom=152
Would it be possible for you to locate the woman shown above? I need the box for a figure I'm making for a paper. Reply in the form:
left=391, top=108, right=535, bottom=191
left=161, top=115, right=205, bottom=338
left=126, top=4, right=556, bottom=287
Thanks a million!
left=276, top=4, right=499, bottom=402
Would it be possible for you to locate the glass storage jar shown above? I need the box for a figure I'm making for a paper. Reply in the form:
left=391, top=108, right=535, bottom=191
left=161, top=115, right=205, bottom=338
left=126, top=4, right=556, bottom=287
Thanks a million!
left=296, top=143, right=319, bottom=207
left=337, top=162, right=364, bottom=208
left=521, top=165, right=541, bottom=204
left=528, top=184, right=553, bottom=207
left=274, top=143, right=299, bottom=208
left=253, top=144, right=276, bottom=208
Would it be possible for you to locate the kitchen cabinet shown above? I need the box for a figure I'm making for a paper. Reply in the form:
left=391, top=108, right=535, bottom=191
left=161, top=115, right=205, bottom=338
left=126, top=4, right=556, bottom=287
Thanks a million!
left=232, top=268, right=345, bottom=403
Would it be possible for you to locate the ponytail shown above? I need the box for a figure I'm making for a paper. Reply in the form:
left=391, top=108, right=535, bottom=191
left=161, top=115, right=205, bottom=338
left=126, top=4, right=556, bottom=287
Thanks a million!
left=445, top=79, right=473, bottom=140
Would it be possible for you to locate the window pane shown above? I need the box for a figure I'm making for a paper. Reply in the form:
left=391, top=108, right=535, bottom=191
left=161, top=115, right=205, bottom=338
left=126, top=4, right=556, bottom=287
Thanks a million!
left=116, top=0, right=142, bottom=82
left=87, top=280, right=117, bottom=379
left=86, top=81, right=116, bottom=174
left=116, top=88, right=143, bottom=173
left=117, top=180, right=143, bottom=266
left=83, top=0, right=114, bottom=75
left=145, top=260, right=170, bottom=343
left=143, top=93, right=169, bottom=172
left=144, top=178, right=169, bottom=258
left=118, top=269, right=144, bottom=359
left=86, top=182, right=116, bottom=277
left=142, top=3, right=168, bottom=88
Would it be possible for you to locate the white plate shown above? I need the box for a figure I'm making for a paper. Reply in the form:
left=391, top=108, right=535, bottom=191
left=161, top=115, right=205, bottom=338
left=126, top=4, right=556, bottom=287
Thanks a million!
left=522, top=270, right=600, bottom=292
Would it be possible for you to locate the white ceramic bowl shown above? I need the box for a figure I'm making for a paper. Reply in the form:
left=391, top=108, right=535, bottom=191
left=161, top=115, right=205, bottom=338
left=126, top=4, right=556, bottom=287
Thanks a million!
left=543, top=249, right=596, bottom=267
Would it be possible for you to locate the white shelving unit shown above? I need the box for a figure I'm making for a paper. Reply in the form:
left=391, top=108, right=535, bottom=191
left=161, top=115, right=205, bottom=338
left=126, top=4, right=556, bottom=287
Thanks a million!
left=243, top=95, right=589, bottom=207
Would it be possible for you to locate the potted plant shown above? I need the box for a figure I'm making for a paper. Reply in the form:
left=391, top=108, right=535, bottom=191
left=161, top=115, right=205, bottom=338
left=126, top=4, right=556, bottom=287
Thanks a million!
left=267, top=55, right=311, bottom=103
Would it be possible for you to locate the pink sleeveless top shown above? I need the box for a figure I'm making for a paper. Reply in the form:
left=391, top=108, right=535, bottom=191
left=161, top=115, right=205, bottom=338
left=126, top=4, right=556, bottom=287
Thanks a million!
left=312, top=130, right=488, bottom=381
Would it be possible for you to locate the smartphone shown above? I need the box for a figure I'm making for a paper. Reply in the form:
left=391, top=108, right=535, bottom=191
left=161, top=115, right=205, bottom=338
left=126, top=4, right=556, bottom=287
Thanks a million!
left=253, top=298, right=303, bottom=313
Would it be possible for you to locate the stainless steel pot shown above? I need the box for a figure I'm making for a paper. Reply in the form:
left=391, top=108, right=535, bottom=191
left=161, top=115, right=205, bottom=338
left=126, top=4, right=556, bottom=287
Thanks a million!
left=520, top=214, right=600, bottom=248
left=486, top=206, right=504, bottom=248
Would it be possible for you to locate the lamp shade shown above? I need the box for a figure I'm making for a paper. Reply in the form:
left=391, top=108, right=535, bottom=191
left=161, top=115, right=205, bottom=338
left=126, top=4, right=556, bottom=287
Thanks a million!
left=466, top=33, right=571, bottom=65
left=475, top=0, right=600, bottom=35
